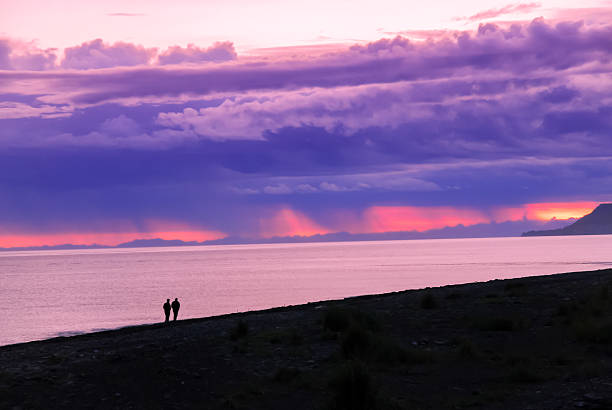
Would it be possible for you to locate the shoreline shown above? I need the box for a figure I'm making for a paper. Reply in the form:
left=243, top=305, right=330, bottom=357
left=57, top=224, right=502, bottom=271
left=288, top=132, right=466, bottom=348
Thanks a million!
left=2, top=266, right=607, bottom=350
left=3, top=267, right=612, bottom=409
left=4, top=266, right=612, bottom=349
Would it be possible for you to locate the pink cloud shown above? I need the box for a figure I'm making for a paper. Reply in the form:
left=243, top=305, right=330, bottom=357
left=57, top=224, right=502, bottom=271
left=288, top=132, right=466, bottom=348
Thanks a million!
left=0, top=38, right=57, bottom=70
left=459, top=3, right=542, bottom=22
left=158, top=42, right=237, bottom=65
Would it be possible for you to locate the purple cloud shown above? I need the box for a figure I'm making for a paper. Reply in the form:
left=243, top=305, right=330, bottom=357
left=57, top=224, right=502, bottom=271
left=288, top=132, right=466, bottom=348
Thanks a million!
left=0, top=38, right=57, bottom=70
left=100, top=114, right=142, bottom=136
left=61, top=39, right=156, bottom=70
left=1, top=18, right=610, bottom=107
left=0, top=40, right=12, bottom=69
left=158, top=42, right=237, bottom=65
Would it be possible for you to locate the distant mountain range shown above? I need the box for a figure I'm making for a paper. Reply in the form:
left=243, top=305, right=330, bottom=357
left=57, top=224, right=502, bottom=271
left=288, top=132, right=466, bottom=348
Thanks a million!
left=0, top=218, right=574, bottom=252
left=522, top=203, right=612, bottom=237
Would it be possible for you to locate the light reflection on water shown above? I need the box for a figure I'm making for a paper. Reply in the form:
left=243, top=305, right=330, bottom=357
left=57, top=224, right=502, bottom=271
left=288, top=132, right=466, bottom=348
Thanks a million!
left=1, top=235, right=611, bottom=346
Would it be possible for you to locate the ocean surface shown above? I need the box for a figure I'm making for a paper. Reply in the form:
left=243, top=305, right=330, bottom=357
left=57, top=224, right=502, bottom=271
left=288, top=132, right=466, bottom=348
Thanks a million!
left=1, top=235, right=612, bottom=346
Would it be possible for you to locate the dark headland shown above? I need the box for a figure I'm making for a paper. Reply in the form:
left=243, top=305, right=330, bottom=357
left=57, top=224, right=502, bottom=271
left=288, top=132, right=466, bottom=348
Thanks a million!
left=3, top=269, right=612, bottom=409
left=523, top=203, right=612, bottom=237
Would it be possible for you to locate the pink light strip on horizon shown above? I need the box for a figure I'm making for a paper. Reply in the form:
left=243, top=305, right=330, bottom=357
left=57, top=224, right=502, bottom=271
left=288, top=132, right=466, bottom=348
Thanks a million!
left=0, top=201, right=600, bottom=247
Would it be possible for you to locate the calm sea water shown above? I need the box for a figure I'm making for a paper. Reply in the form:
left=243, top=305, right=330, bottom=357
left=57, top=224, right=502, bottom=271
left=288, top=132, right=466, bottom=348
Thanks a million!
left=1, top=236, right=612, bottom=346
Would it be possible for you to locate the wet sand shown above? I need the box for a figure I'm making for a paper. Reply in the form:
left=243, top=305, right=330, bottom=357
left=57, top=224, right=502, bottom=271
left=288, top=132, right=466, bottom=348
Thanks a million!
left=2, top=268, right=612, bottom=409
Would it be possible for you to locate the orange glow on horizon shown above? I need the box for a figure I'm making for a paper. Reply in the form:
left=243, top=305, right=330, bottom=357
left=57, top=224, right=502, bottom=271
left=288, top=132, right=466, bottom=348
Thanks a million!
left=360, top=206, right=489, bottom=233
left=0, top=221, right=226, bottom=248
left=259, top=208, right=330, bottom=238
left=524, top=202, right=598, bottom=220
left=0, top=201, right=602, bottom=247
left=493, top=201, right=598, bottom=222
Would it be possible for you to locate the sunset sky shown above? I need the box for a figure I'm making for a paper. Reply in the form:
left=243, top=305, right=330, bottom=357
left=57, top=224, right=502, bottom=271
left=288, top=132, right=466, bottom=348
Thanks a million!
left=1, top=0, right=612, bottom=247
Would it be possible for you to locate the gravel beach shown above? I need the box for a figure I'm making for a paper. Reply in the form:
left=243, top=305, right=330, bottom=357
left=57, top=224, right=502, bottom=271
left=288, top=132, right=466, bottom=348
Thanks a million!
left=2, top=268, right=612, bottom=409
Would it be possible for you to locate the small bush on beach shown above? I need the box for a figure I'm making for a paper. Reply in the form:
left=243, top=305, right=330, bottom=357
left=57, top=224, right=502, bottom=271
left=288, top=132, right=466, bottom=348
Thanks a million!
left=288, top=327, right=303, bottom=345
left=266, top=327, right=303, bottom=345
left=341, top=324, right=372, bottom=359
left=420, top=292, right=438, bottom=309
left=504, top=281, right=526, bottom=292
left=230, top=320, right=249, bottom=341
left=272, top=366, right=301, bottom=383
left=453, top=337, right=477, bottom=359
left=323, top=307, right=381, bottom=333
left=324, top=307, right=352, bottom=332
left=340, top=322, right=426, bottom=365
left=329, top=360, right=377, bottom=410
left=471, top=316, right=515, bottom=331
left=373, top=335, right=407, bottom=364
left=445, top=291, right=463, bottom=300
left=560, top=286, right=612, bottom=334
left=556, top=301, right=578, bottom=317
left=376, top=338, right=432, bottom=365
left=504, top=281, right=528, bottom=297
left=599, top=284, right=609, bottom=300
left=507, top=366, right=543, bottom=384
left=572, top=319, right=612, bottom=344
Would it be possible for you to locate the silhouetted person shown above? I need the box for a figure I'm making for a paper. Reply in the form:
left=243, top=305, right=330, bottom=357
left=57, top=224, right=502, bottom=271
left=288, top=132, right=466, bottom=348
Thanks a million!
left=163, top=299, right=171, bottom=323
left=172, top=298, right=180, bottom=321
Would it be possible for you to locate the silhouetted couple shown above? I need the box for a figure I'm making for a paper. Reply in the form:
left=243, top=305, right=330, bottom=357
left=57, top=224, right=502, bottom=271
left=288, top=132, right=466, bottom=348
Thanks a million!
left=163, top=298, right=180, bottom=322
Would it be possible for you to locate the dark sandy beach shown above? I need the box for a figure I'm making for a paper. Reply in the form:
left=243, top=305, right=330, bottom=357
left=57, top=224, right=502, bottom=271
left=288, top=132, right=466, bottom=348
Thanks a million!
left=2, top=268, right=612, bottom=409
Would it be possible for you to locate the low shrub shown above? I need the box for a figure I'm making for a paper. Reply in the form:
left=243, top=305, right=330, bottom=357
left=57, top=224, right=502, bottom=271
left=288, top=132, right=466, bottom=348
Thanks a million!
left=272, top=367, right=301, bottom=383
left=341, top=324, right=372, bottom=359
left=599, top=284, right=609, bottom=301
left=472, top=316, right=515, bottom=331
left=229, top=320, right=249, bottom=341
left=267, top=327, right=303, bottom=345
left=324, top=307, right=352, bottom=332
left=573, top=319, right=612, bottom=344
left=329, top=361, right=377, bottom=410
left=507, top=366, right=543, bottom=384
left=445, top=292, right=463, bottom=300
left=373, top=335, right=408, bottom=364
left=420, top=292, right=438, bottom=309
left=503, top=281, right=526, bottom=292
left=556, top=301, right=577, bottom=317
left=454, top=338, right=477, bottom=359
left=323, top=307, right=381, bottom=333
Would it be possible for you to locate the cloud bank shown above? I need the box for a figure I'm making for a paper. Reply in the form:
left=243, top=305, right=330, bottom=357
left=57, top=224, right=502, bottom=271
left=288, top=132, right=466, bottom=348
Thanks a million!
left=1, top=16, right=612, bottom=244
